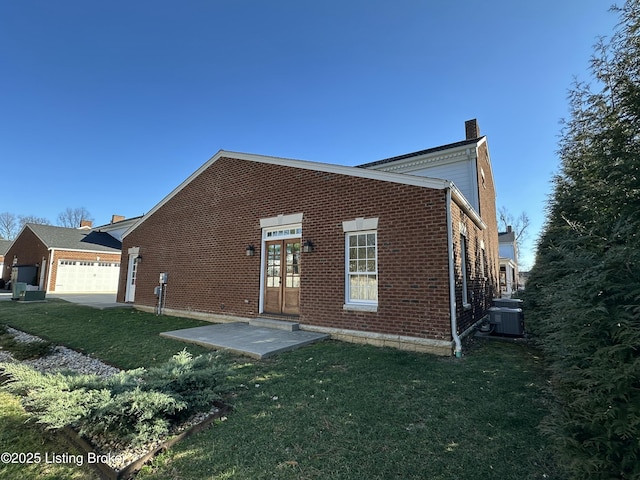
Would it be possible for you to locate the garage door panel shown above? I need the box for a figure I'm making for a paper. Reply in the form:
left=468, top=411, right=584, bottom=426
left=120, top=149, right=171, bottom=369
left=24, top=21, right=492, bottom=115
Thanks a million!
left=55, top=260, right=120, bottom=293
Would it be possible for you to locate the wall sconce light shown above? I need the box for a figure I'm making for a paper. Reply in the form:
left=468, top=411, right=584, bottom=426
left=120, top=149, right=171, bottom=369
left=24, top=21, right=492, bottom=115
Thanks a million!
left=246, top=245, right=255, bottom=256
left=302, top=240, right=314, bottom=253
left=135, top=255, right=143, bottom=264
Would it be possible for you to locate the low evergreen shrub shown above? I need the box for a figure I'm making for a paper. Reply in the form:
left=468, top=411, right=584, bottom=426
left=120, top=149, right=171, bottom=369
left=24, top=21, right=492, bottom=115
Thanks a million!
left=0, top=350, right=230, bottom=447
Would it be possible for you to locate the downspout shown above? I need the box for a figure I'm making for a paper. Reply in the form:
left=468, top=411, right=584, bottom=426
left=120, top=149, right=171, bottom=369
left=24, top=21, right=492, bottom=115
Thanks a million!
left=446, top=186, right=463, bottom=357
left=46, top=248, right=55, bottom=292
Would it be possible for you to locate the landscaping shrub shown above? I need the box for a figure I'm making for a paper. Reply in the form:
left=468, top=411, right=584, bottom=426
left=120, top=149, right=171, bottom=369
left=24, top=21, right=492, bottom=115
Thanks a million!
left=0, top=350, right=230, bottom=447
left=523, top=2, right=640, bottom=478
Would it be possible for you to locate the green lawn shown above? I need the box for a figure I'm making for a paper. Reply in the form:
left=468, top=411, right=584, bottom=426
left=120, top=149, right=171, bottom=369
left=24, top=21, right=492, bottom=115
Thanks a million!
left=0, top=300, right=562, bottom=479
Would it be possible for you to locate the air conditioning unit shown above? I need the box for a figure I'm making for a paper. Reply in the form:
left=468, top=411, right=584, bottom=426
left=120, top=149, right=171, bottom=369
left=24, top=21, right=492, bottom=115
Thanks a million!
left=488, top=306, right=524, bottom=336
left=492, top=298, right=523, bottom=308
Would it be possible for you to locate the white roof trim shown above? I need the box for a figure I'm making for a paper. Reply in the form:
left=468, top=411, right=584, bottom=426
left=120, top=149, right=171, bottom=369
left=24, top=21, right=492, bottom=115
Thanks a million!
left=449, top=183, right=486, bottom=230
left=124, top=150, right=451, bottom=238
left=50, top=247, right=121, bottom=255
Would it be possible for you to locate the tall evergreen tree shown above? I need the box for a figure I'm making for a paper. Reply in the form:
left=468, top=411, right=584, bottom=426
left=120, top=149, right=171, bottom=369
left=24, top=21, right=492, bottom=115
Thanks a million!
left=524, top=1, right=640, bottom=478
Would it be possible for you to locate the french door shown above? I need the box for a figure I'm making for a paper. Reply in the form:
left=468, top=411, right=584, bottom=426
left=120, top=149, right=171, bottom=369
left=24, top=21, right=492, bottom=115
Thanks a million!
left=264, top=239, right=300, bottom=315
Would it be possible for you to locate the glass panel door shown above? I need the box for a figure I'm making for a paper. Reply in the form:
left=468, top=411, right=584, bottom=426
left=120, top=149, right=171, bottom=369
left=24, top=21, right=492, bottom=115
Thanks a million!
left=263, top=239, right=300, bottom=315
left=283, top=240, right=300, bottom=314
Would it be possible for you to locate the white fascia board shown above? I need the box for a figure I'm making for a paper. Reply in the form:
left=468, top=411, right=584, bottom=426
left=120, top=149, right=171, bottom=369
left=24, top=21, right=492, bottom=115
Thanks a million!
left=51, top=247, right=121, bottom=255
left=223, top=150, right=450, bottom=188
left=499, top=257, right=518, bottom=268
left=475, top=137, right=496, bottom=194
left=368, top=142, right=481, bottom=173
left=124, top=150, right=450, bottom=238
left=449, top=182, right=486, bottom=230
left=94, top=217, right=140, bottom=233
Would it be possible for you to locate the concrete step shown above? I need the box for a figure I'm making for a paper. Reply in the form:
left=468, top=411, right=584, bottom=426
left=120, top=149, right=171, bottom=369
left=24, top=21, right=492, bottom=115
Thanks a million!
left=250, top=317, right=300, bottom=332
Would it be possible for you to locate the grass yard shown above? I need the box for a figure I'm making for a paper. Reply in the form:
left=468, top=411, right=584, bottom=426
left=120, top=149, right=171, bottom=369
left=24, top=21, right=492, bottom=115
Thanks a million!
left=0, top=300, right=562, bottom=480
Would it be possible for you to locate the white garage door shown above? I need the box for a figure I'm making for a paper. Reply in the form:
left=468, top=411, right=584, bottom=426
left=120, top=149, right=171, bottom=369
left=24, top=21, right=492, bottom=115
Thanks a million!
left=55, top=260, right=121, bottom=293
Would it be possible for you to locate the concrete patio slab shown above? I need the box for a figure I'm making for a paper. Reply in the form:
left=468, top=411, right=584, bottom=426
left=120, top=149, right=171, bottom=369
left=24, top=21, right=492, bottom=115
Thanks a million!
left=160, top=322, right=330, bottom=359
left=47, top=293, right=132, bottom=310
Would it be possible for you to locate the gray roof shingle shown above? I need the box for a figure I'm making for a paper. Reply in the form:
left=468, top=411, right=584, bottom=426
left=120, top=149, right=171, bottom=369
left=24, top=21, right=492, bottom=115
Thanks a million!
left=28, top=224, right=121, bottom=252
left=0, top=239, right=12, bottom=255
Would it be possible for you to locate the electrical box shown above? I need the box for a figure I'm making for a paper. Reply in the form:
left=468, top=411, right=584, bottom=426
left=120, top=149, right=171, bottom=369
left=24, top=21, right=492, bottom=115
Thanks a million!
left=159, top=272, right=168, bottom=284
left=154, top=286, right=162, bottom=296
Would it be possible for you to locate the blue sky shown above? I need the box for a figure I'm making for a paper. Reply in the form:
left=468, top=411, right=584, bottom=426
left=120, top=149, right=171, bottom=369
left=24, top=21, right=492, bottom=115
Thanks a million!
left=0, top=1, right=619, bottom=269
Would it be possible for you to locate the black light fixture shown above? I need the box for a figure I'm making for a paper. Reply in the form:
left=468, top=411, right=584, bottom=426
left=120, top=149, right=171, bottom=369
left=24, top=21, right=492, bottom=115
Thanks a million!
left=135, top=255, right=143, bottom=264
left=302, top=240, right=314, bottom=253
left=246, top=245, right=255, bottom=256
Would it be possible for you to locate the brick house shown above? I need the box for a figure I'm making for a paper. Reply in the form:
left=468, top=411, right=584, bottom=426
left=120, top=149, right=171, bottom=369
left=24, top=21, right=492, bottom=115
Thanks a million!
left=2, top=222, right=122, bottom=293
left=0, top=239, right=11, bottom=280
left=118, top=120, right=499, bottom=356
left=498, top=226, right=519, bottom=296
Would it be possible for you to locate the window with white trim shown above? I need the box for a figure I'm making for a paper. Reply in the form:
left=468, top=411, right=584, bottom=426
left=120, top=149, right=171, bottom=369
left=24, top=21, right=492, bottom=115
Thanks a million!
left=346, top=231, right=378, bottom=304
left=460, top=234, right=469, bottom=306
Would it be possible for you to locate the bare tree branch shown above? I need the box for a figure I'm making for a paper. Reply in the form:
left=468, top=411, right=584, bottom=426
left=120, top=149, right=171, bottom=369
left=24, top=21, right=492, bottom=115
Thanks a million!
left=57, top=207, right=93, bottom=228
left=18, top=215, right=51, bottom=229
left=498, top=206, right=530, bottom=255
left=0, top=212, right=18, bottom=240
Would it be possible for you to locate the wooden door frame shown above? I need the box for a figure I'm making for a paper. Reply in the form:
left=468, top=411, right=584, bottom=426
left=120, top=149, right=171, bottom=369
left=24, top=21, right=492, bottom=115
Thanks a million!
left=259, top=224, right=302, bottom=315
left=262, top=238, right=301, bottom=315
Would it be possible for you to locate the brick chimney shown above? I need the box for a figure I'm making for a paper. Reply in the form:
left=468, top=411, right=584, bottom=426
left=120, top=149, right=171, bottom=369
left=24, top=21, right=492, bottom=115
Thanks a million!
left=465, top=119, right=480, bottom=140
left=111, top=215, right=125, bottom=224
left=79, top=220, right=93, bottom=229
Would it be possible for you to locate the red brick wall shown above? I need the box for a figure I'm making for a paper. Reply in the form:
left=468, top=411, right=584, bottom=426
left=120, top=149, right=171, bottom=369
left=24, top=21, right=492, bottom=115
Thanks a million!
left=452, top=142, right=500, bottom=333
left=476, top=142, right=500, bottom=293
left=1, top=228, right=48, bottom=284
left=120, top=157, right=454, bottom=341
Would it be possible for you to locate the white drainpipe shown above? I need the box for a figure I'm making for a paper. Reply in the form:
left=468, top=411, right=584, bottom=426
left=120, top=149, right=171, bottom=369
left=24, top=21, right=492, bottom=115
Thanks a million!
left=46, top=248, right=55, bottom=292
left=446, top=187, right=463, bottom=357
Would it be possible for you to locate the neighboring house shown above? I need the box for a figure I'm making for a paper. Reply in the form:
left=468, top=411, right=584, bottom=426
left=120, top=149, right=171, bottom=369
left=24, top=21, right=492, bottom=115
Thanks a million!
left=94, top=215, right=142, bottom=242
left=498, top=226, right=519, bottom=296
left=2, top=223, right=122, bottom=293
left=0, top=239, right=11, bottom=285
left=118, top=119, right=500, bottom=356
left=0, top=239, right=11, bottom=268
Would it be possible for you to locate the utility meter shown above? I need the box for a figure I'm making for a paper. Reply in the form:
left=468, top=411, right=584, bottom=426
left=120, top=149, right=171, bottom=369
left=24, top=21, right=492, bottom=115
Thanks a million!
left=159, top=272, right=168, bottom=284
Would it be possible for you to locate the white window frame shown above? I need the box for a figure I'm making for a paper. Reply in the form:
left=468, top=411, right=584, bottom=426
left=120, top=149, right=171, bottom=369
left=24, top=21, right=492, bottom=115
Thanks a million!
left=343, top=217, right=379, bottom=312
left=460, top=234, right=470, bottom=308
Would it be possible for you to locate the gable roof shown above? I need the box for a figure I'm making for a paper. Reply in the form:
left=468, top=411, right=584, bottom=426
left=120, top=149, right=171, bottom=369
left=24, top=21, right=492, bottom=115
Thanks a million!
left=0, top=239, right=12, bottom=256
left=26, top=224, right=121, bottom=252
left=94, top=216, right=143, bottom=232
left=498, top=231, right=516, bottom=243
left=357, top=137, right=485, bottom=169
left=124, top=149, right=486, bottom=237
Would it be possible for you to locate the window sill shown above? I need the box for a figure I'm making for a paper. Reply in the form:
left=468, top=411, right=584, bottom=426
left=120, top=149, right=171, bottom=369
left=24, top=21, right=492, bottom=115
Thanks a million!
left=343, top=303, right=378, bottom=313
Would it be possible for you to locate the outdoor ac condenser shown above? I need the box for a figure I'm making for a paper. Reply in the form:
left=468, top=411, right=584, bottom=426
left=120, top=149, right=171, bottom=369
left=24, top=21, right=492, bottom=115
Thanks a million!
left=488, top=306, right=525, bottom=336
